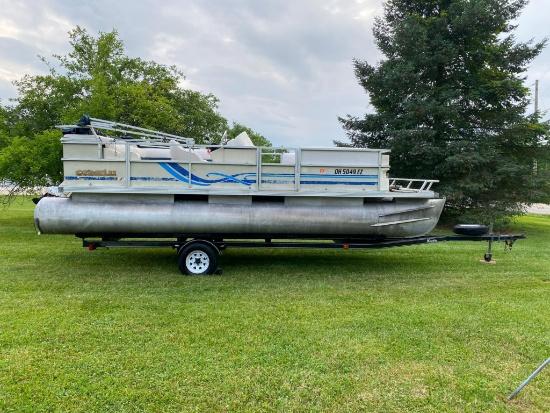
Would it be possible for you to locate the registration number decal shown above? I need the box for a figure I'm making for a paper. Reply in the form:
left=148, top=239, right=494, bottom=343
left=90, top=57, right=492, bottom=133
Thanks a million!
left=334, top=168, right=364, bottom=175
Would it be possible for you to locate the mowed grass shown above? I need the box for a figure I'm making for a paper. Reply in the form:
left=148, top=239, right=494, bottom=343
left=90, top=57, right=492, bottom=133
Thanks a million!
left=0, top=198, right=548, bottom=412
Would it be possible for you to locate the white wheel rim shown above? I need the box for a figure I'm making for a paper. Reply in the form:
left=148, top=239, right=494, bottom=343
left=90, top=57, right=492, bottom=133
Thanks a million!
left=185, top=250, right=210, bottom=274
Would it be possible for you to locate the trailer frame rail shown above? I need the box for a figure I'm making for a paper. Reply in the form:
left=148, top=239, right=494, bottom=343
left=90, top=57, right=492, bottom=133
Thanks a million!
left=80, top=233, right=525, bottom=275
left=82, top=234, right=525, bottom=249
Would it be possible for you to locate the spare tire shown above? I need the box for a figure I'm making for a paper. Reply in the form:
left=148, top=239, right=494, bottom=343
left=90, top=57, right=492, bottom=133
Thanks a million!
left=453, top=224, right=489, bottom=236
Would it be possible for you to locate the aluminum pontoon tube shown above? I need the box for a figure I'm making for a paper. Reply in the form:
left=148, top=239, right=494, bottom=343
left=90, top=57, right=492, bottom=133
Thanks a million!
left=35, top=196, right=445, bottom=238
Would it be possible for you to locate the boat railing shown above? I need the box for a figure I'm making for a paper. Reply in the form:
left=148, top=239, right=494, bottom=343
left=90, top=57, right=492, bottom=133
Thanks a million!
left=389, top=178, right=439, bottom=192
left=58, top=118, right=437, bottom=196
left=60, top=137, right=397, bottom=193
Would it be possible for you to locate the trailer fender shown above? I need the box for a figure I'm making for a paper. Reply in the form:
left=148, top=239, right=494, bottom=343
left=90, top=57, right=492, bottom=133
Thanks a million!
left=177, top=239, right=220, bottom=256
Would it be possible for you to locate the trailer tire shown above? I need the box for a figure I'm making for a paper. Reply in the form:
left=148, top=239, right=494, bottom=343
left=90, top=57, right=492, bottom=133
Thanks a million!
left=178, top=241, right=219, bottom=275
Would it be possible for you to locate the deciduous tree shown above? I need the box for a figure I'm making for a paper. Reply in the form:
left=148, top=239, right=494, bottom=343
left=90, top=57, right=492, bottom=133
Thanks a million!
left=227, top=122, right=272, bottom=147
left=1, top=27, right=268, bottom=193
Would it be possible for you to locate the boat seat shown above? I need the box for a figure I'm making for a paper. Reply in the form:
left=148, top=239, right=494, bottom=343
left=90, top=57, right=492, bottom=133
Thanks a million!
left=135, top=146, right=171, bottom=160
left=192, top=148, right=212, bottom=161
left=170, top=145, right=204, bottom=162
left=210, top=132, right=257, bottom=164
left=225, top=131, right=255, bottom=147
left=104, top=143, right=141, bottom=160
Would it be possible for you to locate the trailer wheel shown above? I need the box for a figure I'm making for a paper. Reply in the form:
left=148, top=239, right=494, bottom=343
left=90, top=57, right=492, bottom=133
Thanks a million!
left=178, top=242, right=218, bottom=275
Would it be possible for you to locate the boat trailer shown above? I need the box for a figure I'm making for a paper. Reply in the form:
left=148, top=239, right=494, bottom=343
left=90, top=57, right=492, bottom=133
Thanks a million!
left=81, top=232, right=526, bottom=275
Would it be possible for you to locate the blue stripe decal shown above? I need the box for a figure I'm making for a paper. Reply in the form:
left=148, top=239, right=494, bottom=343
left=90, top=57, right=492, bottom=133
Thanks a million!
left=261, top=179, right=378, bottom=186
left=300, top=181, right=377, bottom=186
left=65, top=176, right=118, bottom=181
left=156, top=163, right=378, bottom=187
left=67, top=168, right=379, bottom=187
left=158, top=163, right=197, bottom=184
left=160, top=163, right=256, bottom=186
left=261, top=180, right=295, bottom=185
left=131, top=176, right=178, bottom=182
left=262, top=173, right=378, bottom=179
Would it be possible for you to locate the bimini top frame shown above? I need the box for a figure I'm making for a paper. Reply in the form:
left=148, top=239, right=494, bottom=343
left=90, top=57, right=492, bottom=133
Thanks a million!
left=58, top=116, right=196, bottom=146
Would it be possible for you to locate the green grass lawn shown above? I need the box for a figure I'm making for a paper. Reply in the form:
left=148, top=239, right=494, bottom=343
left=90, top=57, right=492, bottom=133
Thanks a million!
left=1, top=198, right=548, bottom=412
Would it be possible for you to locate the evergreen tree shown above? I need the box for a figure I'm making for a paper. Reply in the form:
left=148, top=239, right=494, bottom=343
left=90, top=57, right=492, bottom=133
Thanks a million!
left=339, top=0, right=549, bottom=222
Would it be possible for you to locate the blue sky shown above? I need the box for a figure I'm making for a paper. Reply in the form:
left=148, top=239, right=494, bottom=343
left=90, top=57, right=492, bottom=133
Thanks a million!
left=0, top=0, right=548, bottom=146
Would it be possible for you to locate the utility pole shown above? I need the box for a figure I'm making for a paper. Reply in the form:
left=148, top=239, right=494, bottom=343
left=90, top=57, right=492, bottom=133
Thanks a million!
left=534, top=79, right=539, bottom=114
left=533, top=80, right=540, bottom=175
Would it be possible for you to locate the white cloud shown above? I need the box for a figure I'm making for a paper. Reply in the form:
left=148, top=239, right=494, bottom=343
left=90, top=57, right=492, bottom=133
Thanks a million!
left=0, top=0, right=547, bottom=144
left=0, top=17, right=21, bottom=39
